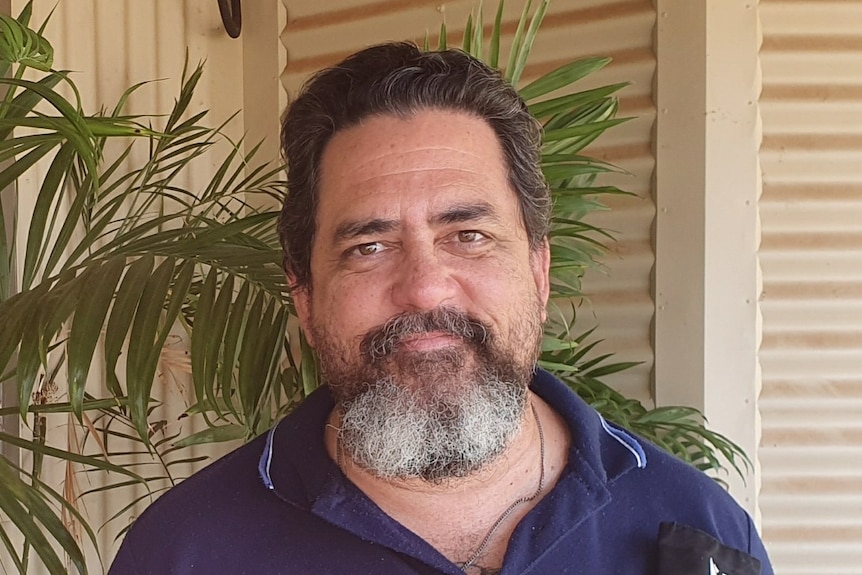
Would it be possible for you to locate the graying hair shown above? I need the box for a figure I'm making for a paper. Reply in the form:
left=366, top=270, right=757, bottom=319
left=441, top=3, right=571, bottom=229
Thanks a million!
left=279, top=42, right=550, bottom=289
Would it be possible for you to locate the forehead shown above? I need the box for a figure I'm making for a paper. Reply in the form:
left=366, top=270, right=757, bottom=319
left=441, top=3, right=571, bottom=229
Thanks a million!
left=316, top=109, right=518, bottom=226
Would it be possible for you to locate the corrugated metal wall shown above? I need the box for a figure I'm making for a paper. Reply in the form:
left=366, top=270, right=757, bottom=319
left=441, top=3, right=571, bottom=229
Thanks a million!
left=281, top=0, right=658, bottom=405
left=758, top=1, right=862, bottom=573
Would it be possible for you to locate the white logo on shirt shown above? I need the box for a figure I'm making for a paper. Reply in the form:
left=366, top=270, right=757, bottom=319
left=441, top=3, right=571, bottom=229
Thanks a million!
left=709, top=557, right=728, bottom=575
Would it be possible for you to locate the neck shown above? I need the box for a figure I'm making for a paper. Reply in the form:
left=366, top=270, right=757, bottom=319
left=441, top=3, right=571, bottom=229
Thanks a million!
left=324, top=392, right=570, bottom=571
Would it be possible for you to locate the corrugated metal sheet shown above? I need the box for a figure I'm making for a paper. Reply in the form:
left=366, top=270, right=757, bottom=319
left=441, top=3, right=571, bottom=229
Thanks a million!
left=281, top=0, right=657, bottom=404
left=759, top=1, right=862, bottom=573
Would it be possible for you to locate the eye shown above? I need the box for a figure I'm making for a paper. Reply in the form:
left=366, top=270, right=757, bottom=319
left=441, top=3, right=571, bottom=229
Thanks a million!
left=353, top=242, right=385, bottom=256
left=457, top=230, right=486, bottom=243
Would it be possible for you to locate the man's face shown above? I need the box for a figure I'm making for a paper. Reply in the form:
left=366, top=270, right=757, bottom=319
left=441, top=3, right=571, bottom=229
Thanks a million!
left=292, top=109, right=550, bottom=480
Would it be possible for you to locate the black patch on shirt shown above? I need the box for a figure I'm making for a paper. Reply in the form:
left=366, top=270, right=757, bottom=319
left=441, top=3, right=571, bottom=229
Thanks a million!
left=657, top=522, right=761, bottom=575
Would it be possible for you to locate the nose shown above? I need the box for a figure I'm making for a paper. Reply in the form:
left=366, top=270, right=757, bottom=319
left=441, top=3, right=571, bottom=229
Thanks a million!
left=390, top=246, right=458, bottom=312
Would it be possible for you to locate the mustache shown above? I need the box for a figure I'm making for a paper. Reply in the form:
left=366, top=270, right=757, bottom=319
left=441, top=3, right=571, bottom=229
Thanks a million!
left=360, top=307, right=491, bottom=361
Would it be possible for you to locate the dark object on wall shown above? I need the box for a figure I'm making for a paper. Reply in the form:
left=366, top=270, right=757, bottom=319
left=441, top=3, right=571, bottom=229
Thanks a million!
left=218, top=0, right=241, bottom=38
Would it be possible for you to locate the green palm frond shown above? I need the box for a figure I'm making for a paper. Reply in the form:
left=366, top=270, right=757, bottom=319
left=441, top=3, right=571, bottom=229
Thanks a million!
left=0, top=455, right=85, bottom=575
left=0, top=5, right=52, bottom=74
left=539, top=312, right=752, bottom=485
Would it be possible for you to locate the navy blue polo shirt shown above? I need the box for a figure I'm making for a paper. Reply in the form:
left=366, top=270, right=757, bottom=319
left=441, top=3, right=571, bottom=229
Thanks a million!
left=109, top=370, right=773, bottom=574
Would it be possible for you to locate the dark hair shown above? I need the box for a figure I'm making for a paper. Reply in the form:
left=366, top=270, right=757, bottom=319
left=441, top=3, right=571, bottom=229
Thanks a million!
left=279, top=42, right=550, bottom=289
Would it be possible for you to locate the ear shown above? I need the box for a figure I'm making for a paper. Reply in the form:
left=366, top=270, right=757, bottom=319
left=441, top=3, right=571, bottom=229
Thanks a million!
left=530, top=239, right=551, bottom=322
left=288, top=275, right=315, bottom=347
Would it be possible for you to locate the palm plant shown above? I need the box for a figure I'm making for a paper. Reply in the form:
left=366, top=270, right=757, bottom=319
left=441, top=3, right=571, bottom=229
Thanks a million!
left=0, top=1, right=748, bottom=572
left=0, top=5, right=291, bottom=572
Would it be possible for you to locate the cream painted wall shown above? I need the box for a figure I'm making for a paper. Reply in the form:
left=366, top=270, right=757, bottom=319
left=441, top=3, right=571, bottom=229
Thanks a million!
left=654, top=0, right=762, bottom=514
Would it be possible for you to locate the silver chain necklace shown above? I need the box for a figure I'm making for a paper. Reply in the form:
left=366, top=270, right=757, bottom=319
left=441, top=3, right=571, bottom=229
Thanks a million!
left=332, top=402, right=546, bottom=573
left=459, top=402, right=545, bottom=572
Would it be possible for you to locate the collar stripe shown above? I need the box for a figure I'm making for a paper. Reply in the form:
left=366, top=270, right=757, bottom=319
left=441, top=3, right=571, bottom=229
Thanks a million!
left=258, top=423, right=279, bottom=490
left=598, top=414, right=647, bottom=469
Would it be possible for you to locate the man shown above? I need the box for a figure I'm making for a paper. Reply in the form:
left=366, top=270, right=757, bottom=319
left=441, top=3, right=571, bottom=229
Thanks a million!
left=110, top=43, right=773, bottom=575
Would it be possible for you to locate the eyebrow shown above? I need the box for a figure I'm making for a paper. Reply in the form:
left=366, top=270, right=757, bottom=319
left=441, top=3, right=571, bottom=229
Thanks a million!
left=431, top=202, right=499, bottom=226
left=332, top=201, right=501, bottom=243
left=334, top=218, right=398, bottom=243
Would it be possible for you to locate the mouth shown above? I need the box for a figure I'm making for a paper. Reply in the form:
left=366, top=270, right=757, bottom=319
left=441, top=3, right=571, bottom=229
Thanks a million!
left=361, top=308, right=489, bottom=361
left=396, top=331, right=461, bottom=353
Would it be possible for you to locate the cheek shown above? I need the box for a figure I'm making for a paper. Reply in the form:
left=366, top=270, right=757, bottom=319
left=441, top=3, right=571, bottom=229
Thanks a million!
left=312, top=274, right=393, bottom=337
left=456, top=260, right=543, bottom=320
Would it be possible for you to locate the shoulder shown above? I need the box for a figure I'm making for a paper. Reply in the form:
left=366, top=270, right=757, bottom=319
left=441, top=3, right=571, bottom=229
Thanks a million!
left=108, top=434, right=269, bottom=573
left=533, top=370, right=749, bottom=523
left=605, top=417, right=773, bottom=571
left=121, top=432, right=270, bottom=535
left=110, top=388, right=336, bottom=574
left=532, top=369, right=772, bottom=571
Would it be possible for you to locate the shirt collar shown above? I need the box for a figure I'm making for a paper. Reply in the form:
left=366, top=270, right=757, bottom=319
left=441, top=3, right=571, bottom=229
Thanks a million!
left=258, top=369, right=647, bottom=572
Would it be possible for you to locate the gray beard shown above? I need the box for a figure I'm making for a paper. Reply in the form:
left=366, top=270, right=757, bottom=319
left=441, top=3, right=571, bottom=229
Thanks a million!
left=338, top=366, right=528, bottom=483
left=313, top=306, right=542, bottom=483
